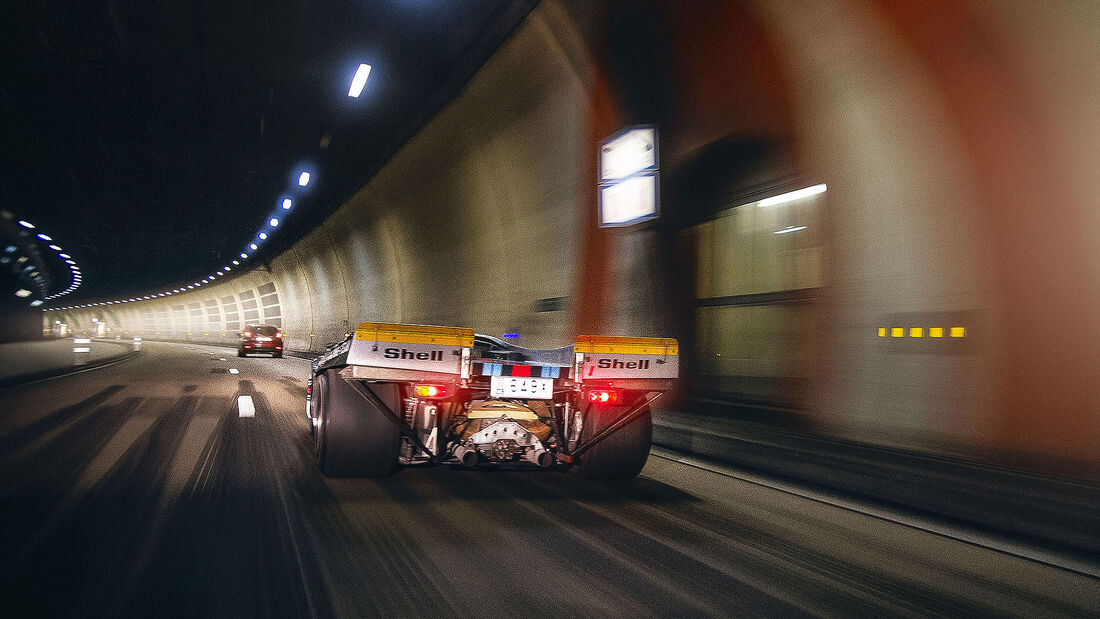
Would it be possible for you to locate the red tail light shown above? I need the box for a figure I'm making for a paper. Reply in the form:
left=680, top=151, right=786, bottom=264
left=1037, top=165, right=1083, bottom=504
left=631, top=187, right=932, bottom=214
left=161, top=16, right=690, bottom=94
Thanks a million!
left=414, top=384, right=448, bottom=398
left=306, top=386, right=312, bottom=395
left=243, top=331, right=252, bottom=337
left=587, top=389, right=620, bottom=404
left=276, top=332, right=283, bottom=338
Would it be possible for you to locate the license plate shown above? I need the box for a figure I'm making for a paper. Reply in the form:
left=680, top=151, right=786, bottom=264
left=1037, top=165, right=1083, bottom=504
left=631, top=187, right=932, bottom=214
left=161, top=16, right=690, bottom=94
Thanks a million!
left=257, top=337, right=271, bottom=341
left=490, top=375, right=553, bottom=399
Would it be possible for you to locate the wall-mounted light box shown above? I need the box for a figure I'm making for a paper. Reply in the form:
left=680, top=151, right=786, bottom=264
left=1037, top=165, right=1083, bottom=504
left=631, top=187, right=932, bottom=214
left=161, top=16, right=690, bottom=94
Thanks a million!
left=598, top=125, right=659, bottom=227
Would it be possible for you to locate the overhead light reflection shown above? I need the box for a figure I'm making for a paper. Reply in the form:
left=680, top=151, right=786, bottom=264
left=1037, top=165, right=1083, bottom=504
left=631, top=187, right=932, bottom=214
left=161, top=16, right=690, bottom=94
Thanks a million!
left=757, top=184, right=827, bottom=207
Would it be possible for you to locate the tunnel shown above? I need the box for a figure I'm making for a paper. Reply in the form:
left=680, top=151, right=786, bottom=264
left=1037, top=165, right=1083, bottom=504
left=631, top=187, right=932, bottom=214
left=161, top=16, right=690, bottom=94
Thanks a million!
left=5, top=0, right=1100, bottom=616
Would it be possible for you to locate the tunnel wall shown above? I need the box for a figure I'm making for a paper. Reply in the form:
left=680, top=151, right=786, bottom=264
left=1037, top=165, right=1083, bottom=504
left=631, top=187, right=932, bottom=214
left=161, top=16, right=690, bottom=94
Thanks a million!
left=45, top=1, right=1100, bottom=473
left=46, top=2, right=588, bottom=353
left=746, top=0, right=1100, bottom=467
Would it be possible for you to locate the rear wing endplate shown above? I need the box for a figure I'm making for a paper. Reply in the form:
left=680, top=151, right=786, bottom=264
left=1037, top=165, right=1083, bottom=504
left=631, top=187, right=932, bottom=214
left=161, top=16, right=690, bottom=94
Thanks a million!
left=574, top=335, right=678, bottom=382
left=347, top=322, right=474, bottom=379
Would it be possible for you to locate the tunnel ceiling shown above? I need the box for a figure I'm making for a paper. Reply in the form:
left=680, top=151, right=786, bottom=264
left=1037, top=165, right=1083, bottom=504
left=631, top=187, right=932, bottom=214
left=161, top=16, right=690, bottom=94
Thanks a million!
left=1, top=0, right=537, bottom=303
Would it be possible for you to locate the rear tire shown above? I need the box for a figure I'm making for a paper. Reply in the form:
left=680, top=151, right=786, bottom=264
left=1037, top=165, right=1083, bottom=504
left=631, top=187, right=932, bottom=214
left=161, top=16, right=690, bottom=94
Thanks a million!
left=273, top=351, right=283, bottom=358
left=314, top=370, right=401, bottom=477
left=570, top=402, right=652, bottom=480
left=237, top=348, right=246, bottom=357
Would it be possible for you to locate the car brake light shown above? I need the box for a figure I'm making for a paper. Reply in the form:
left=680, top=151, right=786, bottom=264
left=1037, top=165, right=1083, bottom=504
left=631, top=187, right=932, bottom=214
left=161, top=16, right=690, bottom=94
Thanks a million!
left=414, top=384, right=448, bottom=398
left=276, top=332, right=283, bottom=338
left=306, top=386, right=312, bottom=395
left=244, top=331, right=252, bottom=337
left=587, top=389, right=619, bottom=404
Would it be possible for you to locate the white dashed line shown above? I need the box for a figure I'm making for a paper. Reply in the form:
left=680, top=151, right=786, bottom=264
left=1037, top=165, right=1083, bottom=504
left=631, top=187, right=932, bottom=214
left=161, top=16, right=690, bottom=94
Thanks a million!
left=237, top=395, right=255, bottom=418
left=229, top=368, right=239, bottom=375
left=218, top=357, right=226, bottom=361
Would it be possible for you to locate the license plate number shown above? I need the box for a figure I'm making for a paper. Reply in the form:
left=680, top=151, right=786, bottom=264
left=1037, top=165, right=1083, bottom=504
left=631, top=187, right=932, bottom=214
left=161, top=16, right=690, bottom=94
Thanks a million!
left=490, top=376, right=553, bottom=399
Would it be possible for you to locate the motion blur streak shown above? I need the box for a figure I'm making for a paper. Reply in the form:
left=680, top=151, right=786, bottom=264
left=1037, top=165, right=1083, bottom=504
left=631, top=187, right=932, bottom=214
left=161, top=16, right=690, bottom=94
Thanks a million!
left=0, top=343, right=1096, bottom=616
left=6, top=0, right=1099, bottom=613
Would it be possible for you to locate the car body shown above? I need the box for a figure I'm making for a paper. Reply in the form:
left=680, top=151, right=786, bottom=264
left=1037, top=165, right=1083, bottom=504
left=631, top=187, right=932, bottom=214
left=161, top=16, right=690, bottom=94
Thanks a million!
left=306, top=322, right=678, bottom=479
left=238, top=324, right=283, bottom=357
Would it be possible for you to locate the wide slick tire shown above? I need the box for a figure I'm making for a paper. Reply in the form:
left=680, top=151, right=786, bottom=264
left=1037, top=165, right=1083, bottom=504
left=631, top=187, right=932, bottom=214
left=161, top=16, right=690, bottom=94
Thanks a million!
left=570, top=402, right=652, bottom=480
left=313, top=369, right=401, bottom=478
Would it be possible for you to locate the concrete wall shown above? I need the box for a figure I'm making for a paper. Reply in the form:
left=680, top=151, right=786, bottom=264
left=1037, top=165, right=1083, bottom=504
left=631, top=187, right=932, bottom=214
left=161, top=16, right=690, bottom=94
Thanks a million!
left=750, top=0, right=1100, bottom=464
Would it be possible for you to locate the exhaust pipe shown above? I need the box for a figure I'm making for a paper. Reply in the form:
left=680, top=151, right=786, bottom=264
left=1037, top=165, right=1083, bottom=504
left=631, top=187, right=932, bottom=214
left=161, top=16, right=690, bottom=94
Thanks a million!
left=454, top=446, right=479, bottom=468
left=525, top=448, right=552, bottom=468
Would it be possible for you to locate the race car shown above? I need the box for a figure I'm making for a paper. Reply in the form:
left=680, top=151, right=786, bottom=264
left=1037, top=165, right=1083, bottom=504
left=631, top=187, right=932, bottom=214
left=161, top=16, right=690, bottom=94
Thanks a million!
left=305, top=322, right=678, bottom=479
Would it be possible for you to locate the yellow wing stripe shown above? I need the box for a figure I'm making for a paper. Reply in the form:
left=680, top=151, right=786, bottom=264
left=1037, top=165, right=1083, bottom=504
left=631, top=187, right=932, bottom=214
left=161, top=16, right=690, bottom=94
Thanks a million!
left=574, top=335, right=678, bottom=355
left=355, top=322, right=475, bottom=347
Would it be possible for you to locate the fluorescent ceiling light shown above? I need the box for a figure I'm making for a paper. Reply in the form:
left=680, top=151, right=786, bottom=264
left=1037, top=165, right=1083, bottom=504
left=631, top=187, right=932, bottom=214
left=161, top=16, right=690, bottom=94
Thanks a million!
left=298, top=172, right=310, bottom=186
left=249, top=243, right=258, bottom=250
left=258, top=233, right=267, bottom=240
left=282, top=199, right=292, bottom=209
left=17, top=220, right=34, bottom=229
left=15, top=289, right=31, bottom=297
left=269, top=218, right=279, bottom=227
left=757, top=184, right=827, bottom=207
left=348, top=64, right=372, bottom=97
left=48, top=245, right=61, bottom=250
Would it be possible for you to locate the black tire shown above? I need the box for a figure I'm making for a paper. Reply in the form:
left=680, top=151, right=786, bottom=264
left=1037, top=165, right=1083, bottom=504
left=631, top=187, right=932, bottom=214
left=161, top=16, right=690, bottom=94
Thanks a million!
left=273, top=351, right=283, bottom=358
left=570, top=402, right=652, bottom=480
left=314, top=370, right=401, bottom=477
left=237, top=348, right=246, bottom=357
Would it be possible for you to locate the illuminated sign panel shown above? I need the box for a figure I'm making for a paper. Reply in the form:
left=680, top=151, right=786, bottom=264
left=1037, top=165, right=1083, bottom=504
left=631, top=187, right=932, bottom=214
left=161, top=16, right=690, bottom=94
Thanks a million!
left=598, top=125, right=659, bottom=227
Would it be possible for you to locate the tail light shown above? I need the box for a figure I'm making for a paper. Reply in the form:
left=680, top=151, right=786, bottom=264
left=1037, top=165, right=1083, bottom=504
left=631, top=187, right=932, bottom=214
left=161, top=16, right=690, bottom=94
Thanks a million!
left=276, top=332, right=283, bottom=338
left=414, top=384, right=448, bottom=398
left=243, top=331, right=252, bottom=337
left=587, top=389, right=620, bottom=404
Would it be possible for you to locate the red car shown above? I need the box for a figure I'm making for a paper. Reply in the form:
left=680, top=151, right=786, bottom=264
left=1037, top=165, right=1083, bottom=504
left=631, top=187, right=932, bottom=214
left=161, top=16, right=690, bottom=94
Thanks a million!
left=238, top=324, right=283, bottom=358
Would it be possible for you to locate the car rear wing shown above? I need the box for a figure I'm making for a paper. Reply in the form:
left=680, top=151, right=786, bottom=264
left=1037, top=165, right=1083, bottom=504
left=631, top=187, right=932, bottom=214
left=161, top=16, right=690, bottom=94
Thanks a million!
left=573, top=335, right=678, bottom=390
left=345, top=322, right=474, bottom=382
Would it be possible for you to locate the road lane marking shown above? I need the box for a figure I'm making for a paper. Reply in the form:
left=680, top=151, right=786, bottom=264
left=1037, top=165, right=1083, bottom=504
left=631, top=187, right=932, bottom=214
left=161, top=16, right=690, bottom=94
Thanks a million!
left=229, top=368, right=239, bottom=374
left=237, top=395, right=255, bottom=418
left=218, top=357, right=226, bottom=361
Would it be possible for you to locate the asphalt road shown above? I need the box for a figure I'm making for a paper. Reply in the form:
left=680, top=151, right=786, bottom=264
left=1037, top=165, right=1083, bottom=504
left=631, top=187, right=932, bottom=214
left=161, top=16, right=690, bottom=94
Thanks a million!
left=1, top=342, right=1096, bottom=618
